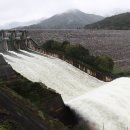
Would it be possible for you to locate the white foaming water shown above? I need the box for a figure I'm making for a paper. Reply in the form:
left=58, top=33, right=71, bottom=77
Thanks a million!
left=2, top=50, right=103, bottom=101
left=67, top=77, right=130, bottom=130
left=1, top=50, right=130, bottom=130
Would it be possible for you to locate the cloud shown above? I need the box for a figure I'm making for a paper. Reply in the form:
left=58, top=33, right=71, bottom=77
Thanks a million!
left=0, top=0, right=130, bottom=25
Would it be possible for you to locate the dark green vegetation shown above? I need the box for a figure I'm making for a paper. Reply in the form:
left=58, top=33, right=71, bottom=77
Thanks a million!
left=0, top=84, right=44, bottom=130
left=85, top=12, right=130, bottom=30
left=6, top=76, right=57, bottom=107
left=112, top=69, right=130, bottom=78
left=22, top=9, right=103, bottom=29
left=0, top=74, right=69, bottom=130
left=42, top=40, right=114, bottom=73
left=0, top=119, right=22, bottom=130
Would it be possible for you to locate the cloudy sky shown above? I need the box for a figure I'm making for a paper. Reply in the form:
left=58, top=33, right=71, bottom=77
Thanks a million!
left=0, top=0, right=130, bottom=25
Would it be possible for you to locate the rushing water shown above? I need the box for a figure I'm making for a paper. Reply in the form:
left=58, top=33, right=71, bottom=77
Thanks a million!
left=1, top=50, right=130, bottom=130
left=2, top=50, right=103, bottom=101
left=67, top=78, right=130, bottom=130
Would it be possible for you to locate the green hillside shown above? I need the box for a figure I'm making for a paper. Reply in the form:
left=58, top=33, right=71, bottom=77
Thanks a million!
left=85, top=12, right=130, bottom=30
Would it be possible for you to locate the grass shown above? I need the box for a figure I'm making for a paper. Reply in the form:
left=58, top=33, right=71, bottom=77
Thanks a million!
left=0, top=120, right=22, bottom=130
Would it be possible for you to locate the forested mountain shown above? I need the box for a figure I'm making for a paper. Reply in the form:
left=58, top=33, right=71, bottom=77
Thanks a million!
left=85, top=12, right=130, bottom=30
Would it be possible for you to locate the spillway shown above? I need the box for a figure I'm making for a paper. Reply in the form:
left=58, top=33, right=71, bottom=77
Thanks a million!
left=1, top=50, right=130, bottom=130
left=67, top=77, right=130, bottom=130
left=2, top=50, right=104, bottom=101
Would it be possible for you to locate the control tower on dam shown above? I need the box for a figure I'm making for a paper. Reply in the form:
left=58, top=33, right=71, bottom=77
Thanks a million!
left=0, top=30, right=31, bottom=51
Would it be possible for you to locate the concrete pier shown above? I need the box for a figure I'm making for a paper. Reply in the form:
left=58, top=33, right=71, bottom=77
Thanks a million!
left=0, top=30, right=29, bottom=51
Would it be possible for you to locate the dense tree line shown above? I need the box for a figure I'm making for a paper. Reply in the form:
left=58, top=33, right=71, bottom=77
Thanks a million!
left=41, top=40, right=114, bottom=73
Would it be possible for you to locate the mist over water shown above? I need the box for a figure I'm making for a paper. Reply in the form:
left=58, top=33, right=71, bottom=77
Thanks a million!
left=1, top=50, right=130, bottom=130
left=67, top=78, right=130, bottom=130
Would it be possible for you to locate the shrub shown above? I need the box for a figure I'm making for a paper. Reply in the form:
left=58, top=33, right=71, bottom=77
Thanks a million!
left=95, top=56, right=114, bottom=73
left=65, top=44, right=89, bottom=59
left=41, top=40, right=114, bottom=73
left=61, top=41, right=70, bottom=51
left=42, top=40, right=62, bottom=52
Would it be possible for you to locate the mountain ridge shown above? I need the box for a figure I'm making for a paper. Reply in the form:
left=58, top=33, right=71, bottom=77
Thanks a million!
left=21, top=9, right=104, bottom=29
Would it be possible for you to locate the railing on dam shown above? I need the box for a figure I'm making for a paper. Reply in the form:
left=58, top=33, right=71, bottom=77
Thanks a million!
left=26, top=38, right=113, bottom=82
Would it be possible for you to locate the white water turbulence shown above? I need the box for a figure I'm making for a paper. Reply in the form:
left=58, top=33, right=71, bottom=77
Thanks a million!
left=2, top=50, right=104, bottom=101
left=1, top=50, right=130, bottom=130
left=67, top=77, right=130, bottom=130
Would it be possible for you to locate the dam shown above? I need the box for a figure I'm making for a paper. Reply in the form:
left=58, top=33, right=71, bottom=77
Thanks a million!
left=0, top=30, right=130, bottom=130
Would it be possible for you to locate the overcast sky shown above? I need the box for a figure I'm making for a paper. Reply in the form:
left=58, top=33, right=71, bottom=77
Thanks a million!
left=0, top=0, right=130, bottom=25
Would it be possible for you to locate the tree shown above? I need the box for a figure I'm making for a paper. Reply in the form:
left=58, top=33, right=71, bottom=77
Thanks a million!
left=42, top=40, right=61, bottom=51
left=61, top=41, right=70, bottom=51
left=65, top=44, right=89, bottom=60
left=95, top=56, right=114, bottom=73
left=42, top=40, right=54, bottom=50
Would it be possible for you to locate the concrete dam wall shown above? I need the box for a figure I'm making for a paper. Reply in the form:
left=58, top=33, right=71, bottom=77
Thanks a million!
left=0, top=30, right=112, bottom=82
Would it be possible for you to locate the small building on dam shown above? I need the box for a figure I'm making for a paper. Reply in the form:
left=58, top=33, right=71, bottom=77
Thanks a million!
left=0, top=30, right=31, bottom=51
